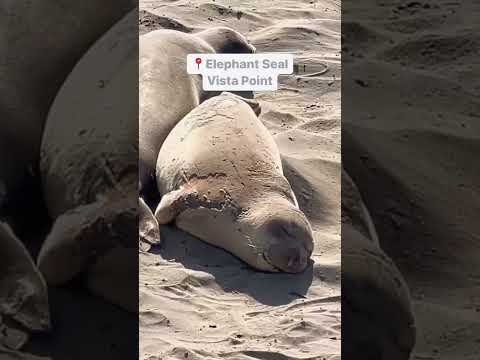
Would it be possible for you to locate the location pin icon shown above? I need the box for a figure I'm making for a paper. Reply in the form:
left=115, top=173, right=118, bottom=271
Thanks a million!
left=195, top=57, right=202, bottom=70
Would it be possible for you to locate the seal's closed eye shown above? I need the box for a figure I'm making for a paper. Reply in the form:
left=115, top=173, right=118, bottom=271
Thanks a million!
left=281, top=225, right=292, bottom=237
left=268, top=218, right=308, bottom=242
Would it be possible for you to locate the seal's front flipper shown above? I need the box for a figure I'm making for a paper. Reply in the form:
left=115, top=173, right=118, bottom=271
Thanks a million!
left=154, top=187, right=198, bottom=225
left=139, top=197, right=160, bottom=252
left=154, top=189, right=185, bottom=225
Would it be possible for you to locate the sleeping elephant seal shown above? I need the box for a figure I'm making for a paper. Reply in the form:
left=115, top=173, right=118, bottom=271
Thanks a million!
left=0, top=222, right=50, bottom=351
left=0, top=0, right=134, bottom=198
left=342, top=169, right=416, bottom=359
left=36, top=10, right=138, bottom=311
left=154, top=92, right=313, bottom=273
left=139, top=26, right=255, bottom=201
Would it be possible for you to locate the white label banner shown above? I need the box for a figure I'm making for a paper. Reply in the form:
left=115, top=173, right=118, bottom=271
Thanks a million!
left=187, top=53, right=294, bottom=91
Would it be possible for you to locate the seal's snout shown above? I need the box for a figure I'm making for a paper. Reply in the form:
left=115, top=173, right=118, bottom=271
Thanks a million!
left=265, top=243, right=311, bottom=273
left=285, top=246, right=310, bottom=273
left=258, top=206, right=314, bottom=273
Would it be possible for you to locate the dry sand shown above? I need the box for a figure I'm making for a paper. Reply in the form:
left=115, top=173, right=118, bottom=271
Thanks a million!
left=139, top=0, right=341, bottom=359
left=343, top=0, right=480, bottom=359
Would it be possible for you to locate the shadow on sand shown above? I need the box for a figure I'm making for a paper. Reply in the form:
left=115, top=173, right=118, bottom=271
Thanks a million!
left=147, top=155, right=341, bottom=306
left=151, top=224, right=314, bottom=306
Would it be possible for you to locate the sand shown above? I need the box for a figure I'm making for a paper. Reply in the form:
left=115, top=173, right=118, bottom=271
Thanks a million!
left=343, top=0, right=480, bottom=358
left=139, top=0, right=341, bottom=359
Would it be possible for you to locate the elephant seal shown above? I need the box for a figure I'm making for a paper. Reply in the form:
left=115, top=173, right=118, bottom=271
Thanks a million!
left=0, top=0, right=134, bottom=198
left=0, top=222, right=50, bottom=351
left=139, top=26, right=255, bottom=201
left=341, top=169, right=415, bottom=359
left=36, top=10, right=138, bottom=311
left=154, top=92, right=313, bottom=273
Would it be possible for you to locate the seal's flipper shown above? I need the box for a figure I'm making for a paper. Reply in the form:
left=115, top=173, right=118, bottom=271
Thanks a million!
left=0, top=222, right=50, bottom=350
left=154, top=188, right=191, bottom=225
left=37, top=194, right=136, bottom=286
left=139, top=197, right=160, bottom=252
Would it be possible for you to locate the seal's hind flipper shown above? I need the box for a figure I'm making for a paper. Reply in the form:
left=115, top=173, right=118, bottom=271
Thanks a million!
left=139, top=197, right=160, bottom=251
left=0, top=222, right=50, bottom=349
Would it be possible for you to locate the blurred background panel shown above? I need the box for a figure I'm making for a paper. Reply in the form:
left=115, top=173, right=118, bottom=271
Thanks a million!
left=342, top=0, right=480, bottom=359
left=1, top=2, right=139, bottom=359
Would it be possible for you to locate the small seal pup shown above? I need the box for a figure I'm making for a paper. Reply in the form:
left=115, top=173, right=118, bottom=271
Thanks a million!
left=36, top=10, right=139, bottom=311
left=139, top=26, right=255, bottom=201
left=341, top=169, right=415, bottom=359
left=0, top=222, right=50, bottom=350
left=155, top=92, right=313, bottom=273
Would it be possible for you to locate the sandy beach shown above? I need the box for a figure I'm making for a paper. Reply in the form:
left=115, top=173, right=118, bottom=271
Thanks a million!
left=139, top=0, right=341, bottom=359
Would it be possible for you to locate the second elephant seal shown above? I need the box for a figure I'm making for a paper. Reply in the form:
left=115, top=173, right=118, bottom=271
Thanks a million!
left=139, top=26, right=255, bottom=199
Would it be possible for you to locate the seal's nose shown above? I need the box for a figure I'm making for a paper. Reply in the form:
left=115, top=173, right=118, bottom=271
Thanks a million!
left=284, top=247, right=309, bottom=273
left=266, top=243, right=310, bottom=273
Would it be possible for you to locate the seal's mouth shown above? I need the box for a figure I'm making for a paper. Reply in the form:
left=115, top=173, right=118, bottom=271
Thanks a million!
left=262, top=246, right=310, bottom=274
left=262, top=252, right=283, bottom=272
